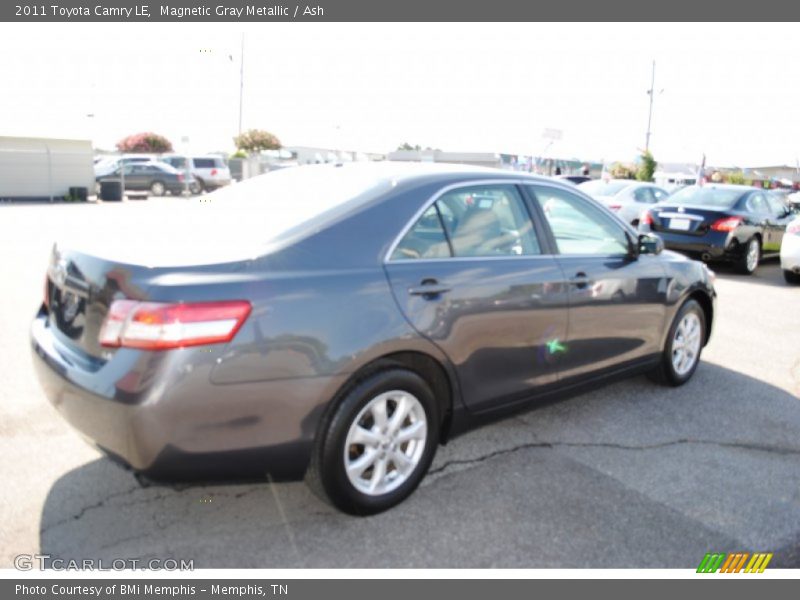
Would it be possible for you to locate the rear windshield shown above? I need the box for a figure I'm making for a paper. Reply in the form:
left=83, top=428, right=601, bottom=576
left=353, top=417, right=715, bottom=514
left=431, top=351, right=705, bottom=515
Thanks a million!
left=578, top=180, right=630, bottom=196
left=193, top=157, right=225, bottom=168
left=667, top=186, right=743, bottom=208
left=192, top=164, right=395, bottom=249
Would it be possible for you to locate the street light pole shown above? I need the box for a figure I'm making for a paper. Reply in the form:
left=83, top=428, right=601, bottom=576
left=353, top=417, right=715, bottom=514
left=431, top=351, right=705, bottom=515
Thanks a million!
left=645, top=60, right=656, bottom=153
left=238, top=33, right=245, bottom=137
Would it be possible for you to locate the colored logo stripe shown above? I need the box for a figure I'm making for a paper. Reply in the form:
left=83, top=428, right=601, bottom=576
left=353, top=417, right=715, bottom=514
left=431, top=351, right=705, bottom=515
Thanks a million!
left=744, top=553, right=773, bottom=573
left=697, top=552, right=773, bottom=573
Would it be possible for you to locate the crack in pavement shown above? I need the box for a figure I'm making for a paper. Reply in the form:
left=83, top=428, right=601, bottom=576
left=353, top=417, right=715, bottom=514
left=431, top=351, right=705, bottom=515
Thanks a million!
left=427, top=437, right=800, bottom=477
left=40, top=483, right=266, bottom=534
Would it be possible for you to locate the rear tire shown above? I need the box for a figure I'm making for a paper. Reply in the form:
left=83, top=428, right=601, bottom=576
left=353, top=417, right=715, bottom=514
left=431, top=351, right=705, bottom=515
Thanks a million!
left=648, top=299, right=706, bottom=387
left=734, top=237, right=760, bottom=275
left=306, top=368, right=439, bottom=515
left=784, top=269, right=800, bottom=285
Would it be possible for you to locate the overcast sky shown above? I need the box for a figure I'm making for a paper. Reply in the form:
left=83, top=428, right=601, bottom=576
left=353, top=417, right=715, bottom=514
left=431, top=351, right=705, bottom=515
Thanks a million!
left=2, top=22, right=798, bottom=167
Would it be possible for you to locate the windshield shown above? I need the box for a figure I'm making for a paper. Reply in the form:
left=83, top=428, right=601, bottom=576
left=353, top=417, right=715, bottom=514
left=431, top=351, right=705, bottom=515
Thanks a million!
left=667, top=186, right=743, bottom=208
left=578, top=180, right=630, bottom=196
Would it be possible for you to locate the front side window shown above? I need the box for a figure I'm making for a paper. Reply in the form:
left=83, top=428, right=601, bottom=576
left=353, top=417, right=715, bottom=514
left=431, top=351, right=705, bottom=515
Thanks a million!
left=746, top=193, right=769, bottom=214
left=530, top=185, right=630, bottom=255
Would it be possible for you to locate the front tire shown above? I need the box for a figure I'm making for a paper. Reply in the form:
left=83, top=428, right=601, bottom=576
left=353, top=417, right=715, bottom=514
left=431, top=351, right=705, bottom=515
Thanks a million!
left=785, top=269, right=800, bottom=285
left=150, top=181, right=166, bottom=197
left=735, top=237, right=760, bottom=275
left=648, top=299, right=706, bottom=386
left=307, top=368, right=439, bottom=515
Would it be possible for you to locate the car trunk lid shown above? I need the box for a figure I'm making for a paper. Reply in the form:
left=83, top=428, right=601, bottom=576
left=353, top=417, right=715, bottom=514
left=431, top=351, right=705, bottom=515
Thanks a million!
left=649, top=204, right=732, bottom=236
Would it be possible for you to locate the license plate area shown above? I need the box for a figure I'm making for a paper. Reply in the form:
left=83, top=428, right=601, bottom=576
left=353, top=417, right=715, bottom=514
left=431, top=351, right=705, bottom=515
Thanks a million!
left=669, top=218, right=691, bottom=231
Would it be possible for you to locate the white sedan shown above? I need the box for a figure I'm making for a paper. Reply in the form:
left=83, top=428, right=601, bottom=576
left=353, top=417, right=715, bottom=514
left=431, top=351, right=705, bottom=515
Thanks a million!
left=781, top=216, right=800, bottom=284
left=578, top=179, right=671, bottom=226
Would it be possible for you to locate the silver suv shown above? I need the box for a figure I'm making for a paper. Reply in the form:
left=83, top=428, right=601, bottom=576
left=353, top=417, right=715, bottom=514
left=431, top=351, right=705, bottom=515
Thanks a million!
left=161, top=155, right=232, bottom=193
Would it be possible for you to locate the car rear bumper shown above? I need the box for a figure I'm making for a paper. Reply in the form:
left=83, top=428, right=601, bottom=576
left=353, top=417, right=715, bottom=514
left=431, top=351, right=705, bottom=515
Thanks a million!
left=650, top=230, right=741, bottom=261
left=781, top=234, right=800, bottom=271
left=30, top=311, right=346, bottom=481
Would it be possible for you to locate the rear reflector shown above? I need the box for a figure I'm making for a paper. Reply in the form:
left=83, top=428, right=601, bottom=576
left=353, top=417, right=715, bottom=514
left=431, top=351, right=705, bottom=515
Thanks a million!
left=710, top=216, right=743, bottom=232
left=99, top=300, right=251, bottom=350
left=608, top=204, right=622, bottom=211
left=787, top=221, right=800, bottom=235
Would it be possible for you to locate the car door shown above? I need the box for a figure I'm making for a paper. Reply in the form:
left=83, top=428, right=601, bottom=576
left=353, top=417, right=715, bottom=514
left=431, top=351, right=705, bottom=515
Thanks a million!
left=765, top=193, right=792, bottom=253
left=745, top=192, right=777, bottom=252
left=384, top=182, right=569, bottom=412
left=127, top=164, right=150, bottom=190
left=629, top=186, right=657, bottom=225
left=524, top=183, right=668, bottom=383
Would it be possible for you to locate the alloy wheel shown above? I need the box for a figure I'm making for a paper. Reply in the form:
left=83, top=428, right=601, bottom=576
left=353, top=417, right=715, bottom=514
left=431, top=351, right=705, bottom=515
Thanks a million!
left=671, top=312, right=702, bottom=376
left=343, top=390, right=427, bottom=496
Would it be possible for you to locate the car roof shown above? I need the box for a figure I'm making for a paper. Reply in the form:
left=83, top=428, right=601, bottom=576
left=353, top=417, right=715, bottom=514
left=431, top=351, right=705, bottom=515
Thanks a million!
left=283, top=160, right=562, bottom=188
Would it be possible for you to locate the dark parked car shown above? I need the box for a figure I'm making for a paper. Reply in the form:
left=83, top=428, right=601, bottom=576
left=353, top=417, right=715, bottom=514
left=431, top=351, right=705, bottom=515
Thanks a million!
left=31, top=163, right=715, bottom=514
left=96, top=161, right=195, bottom=197
left=638, top=184, right=795, bottom=274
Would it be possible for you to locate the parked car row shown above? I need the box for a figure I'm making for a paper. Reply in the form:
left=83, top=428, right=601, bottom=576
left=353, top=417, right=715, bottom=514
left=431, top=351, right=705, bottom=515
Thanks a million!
left=576, top=177, right=799, bottom=281
left=93, top=154, right=232, bottom=197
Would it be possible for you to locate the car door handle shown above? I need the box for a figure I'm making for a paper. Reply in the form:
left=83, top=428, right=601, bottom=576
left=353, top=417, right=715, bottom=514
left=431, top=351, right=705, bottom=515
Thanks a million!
left=570, top=272, right=590, bottom=289
left=408, top=280, right=451, bottom=297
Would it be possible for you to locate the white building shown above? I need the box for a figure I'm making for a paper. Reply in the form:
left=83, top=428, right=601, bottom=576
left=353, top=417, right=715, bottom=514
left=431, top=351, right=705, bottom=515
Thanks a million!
left=0, top=136, right=94, bottom=201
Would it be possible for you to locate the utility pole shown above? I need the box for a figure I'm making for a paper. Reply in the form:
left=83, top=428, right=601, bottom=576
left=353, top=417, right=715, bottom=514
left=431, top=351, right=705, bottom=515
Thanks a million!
left=238, top=33, right=245, bottom=137
left=645, top=60, right=655, bottom=153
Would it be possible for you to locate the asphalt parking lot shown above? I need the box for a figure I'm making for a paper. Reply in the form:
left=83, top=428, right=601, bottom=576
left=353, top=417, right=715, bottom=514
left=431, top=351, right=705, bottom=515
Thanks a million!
left=1, top=198, right=799, bottom=569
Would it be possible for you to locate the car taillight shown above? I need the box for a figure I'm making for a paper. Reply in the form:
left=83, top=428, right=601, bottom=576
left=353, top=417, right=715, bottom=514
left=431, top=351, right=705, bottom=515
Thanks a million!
left=608, top=204, right=622, bottom=211
left=710, top=216, right=743, bottom=232
left=787, top=221, right=800, bottom=235
left=99, top=300, right=251, bottom=350
left=210, top=168, right=218, bottom=176
left=640, top=210, right=654, bottom=225
left=177, top=173, right=185, bottom=182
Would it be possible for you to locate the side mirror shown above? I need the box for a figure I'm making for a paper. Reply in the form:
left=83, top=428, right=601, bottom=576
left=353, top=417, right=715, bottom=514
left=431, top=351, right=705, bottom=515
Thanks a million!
left=638, top=233, right=664, bottom=255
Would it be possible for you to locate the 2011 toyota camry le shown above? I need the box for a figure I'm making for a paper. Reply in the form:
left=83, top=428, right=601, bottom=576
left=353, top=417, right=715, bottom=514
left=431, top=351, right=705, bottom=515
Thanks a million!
left=31, top=162, right=716, bottom=514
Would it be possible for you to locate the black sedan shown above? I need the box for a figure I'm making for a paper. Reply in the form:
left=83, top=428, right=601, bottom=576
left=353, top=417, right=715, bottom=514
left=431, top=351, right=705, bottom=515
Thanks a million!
left=96, top=161, right=195, bottom=196
left=638, top=184, right=795, bottom=274
left=31, top=163, right=715, bottom=514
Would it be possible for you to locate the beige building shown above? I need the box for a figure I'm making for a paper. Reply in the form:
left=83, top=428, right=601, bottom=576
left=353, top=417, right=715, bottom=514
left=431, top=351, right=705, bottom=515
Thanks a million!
left=0, top=136, right=94, bottom=201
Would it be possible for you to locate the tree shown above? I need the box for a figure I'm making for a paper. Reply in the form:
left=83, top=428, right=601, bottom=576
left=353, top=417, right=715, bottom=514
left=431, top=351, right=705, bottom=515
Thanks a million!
left=116, top=132, right=173, bottom=153
left=609, top=162, right=636, bottom=180
left=233, top=129, right=281, bottom=154
left=726, top=171, right=747, bottom=185
left=636, top=150, right=657, bottom=182
left=397, top=142, right=422, bottom=151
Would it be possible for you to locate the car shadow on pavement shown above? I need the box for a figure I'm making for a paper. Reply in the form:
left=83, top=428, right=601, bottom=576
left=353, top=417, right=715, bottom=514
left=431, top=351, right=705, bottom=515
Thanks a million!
left=713, top=262, right=789, bottom=288
left=39, top=362, right=800, bottom=568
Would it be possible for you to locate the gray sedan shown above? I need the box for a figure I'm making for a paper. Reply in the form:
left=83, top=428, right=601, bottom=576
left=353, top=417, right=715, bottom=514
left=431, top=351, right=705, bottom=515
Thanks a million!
left=31, top=163, right=716, bottom=514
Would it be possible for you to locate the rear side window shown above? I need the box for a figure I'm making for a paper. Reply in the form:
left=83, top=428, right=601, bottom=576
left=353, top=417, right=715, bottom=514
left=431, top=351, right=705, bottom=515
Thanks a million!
left=164, top=157, right=186, bottom=169
left=390, top=184, right=541, bottom=260
left=634, top=187, right=656, bottom=203
left=529, top=185, right=630, bottom=256
left=436, top=185, right=541, bottom=257
left=193, top=158, right=216, bottom=169
left=390, top=205, right=451, bottom=260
